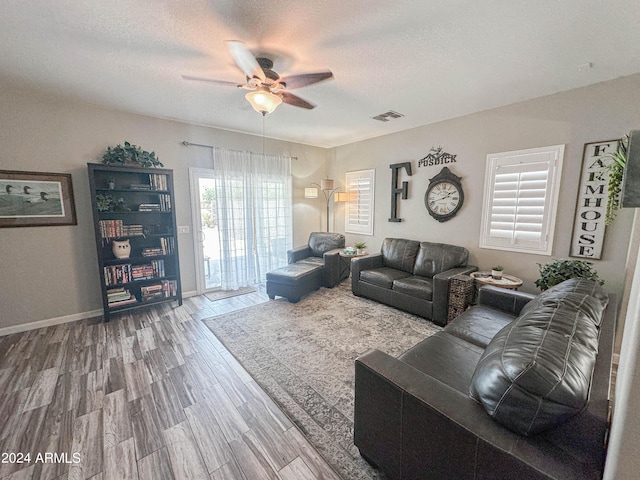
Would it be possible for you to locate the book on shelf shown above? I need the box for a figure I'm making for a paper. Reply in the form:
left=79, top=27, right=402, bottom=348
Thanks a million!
left=106, top=287, right=136, bottom=306
left=149, top=173, right=168, bottom=191
left=129, top=183, right=151, bottom=190
left=160, top=236, right=175, bottom=254
left=99, top=220, right=144, bottom=239
left=104, top=264, right=132, bottom=285
left=138, top=203, right=161, bottom=212
left=131, top=259, right=165, bottom=281
left=140, top=280, right=177, bottom=301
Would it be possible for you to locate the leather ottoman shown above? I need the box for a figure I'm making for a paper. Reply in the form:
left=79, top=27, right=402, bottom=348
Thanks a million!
left=266, top=263, right=323, bottom=303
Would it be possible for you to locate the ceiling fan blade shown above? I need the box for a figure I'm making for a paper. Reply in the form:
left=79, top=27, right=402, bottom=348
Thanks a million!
left=225, top=40, right=265, bottom=81
left=181, top=75, right=240, bottom=87
left=280, top=92, right=316, bottom=110
left=279, top=71, right=333, bottom=89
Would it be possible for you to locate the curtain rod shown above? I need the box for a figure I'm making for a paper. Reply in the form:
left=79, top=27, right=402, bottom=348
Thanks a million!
left=181, top=141, right=297, bottom=160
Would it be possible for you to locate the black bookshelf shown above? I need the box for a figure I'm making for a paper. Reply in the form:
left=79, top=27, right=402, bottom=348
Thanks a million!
left=87, top=163, right=182, bottom=321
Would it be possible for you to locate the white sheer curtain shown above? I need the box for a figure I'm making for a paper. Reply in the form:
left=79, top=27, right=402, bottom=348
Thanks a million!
left=212, top=147, right=293, bottom=290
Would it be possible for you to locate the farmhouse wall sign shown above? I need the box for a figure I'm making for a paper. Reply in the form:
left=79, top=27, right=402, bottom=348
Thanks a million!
left=389, top=162, right=412, bottom=222
left=570, top=139, right=617, bottom=259
left=418, top=146, right=458, bottom=168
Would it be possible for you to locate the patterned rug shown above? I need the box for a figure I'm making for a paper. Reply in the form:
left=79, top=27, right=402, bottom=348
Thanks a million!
left=203, top=281, right=441, bottom=479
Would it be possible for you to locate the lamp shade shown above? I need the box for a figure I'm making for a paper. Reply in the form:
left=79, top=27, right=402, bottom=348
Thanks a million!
left=304, top=187, right=319, bottom=198
left=334, top=192, right=348, bottom=202
left=321, top=179, right=334, bottom=191
left=245, top=87, right=282, bottom=115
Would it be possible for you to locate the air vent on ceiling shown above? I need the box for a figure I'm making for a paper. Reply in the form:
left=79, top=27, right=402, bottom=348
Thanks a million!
left=372, top=110, right=405, bottom=122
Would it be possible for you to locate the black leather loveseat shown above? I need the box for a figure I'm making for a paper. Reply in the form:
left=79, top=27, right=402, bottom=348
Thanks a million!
left=354, top=278, right=616, bottom=480
left=351, top=238, right=476, bottom=326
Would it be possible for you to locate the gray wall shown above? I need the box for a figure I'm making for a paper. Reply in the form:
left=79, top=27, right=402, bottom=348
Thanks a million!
left=0, top=81, right=328, bottom=330
left=2, top=74, right=639, bottom=334
left=331, top=74, right=640, bottom=300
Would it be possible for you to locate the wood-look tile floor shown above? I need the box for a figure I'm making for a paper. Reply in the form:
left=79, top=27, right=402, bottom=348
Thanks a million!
left=0, top=288, right=343, bottom=480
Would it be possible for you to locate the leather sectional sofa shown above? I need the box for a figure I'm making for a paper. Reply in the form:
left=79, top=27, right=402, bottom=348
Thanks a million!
left=351, top=238, right=477, bottom=326
left=354, top=278, right=616, bottom=480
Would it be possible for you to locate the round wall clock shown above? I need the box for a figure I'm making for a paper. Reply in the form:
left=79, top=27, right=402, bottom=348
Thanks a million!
left=424, top=166, right=464, bottom=222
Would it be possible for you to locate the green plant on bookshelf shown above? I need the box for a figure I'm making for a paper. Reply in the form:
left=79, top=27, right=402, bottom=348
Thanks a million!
left=96, top=194, right=114, bottom=212
left=113, top=197, right=131, bottom=212
left=101, top=141, right=163, bottom=168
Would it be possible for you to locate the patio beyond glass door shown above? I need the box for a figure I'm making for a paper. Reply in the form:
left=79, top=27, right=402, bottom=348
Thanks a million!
left=189, top=169, right=221, bottom=293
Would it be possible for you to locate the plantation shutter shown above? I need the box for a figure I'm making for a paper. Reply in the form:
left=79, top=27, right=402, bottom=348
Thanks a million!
left=345, top=169, right=375, bottom=235
left=480, top=145, right=564, bottom=255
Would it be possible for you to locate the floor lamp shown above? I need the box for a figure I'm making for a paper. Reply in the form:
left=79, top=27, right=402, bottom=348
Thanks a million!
left=305, top=179, right=343, bottom=232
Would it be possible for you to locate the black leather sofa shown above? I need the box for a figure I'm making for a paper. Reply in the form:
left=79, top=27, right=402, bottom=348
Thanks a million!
left=354, top=278, right=616, bottom=480
left=351, top=238, right=477, bottom=326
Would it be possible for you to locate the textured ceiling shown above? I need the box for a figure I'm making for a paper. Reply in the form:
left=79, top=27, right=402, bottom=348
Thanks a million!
left=2, top=1, right=640, bottom=148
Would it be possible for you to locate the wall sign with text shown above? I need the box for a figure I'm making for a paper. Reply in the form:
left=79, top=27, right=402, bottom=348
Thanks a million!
left=570, top=139, right=618, bottom=259
left=418, top=146, right=458, bottom=167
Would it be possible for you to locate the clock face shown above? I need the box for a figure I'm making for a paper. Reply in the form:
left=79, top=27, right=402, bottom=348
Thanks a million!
left=425, top=181, right=463, bottom=221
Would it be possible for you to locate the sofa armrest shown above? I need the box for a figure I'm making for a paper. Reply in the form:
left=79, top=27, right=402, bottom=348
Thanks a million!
left=432, top=265, right=478, bottom=326
left=355, top=349, right=600, bottom=480
left=351, top=253, right=384, bottom=295
left=323, top=249, right=347, bottom=287
left=288, top=245, right=312, bottom=264
left=477, top=285, right=535, bottom=316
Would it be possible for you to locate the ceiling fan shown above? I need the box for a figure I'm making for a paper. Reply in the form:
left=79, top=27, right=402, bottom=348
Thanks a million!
left=182, top=41, right=333, bottom=115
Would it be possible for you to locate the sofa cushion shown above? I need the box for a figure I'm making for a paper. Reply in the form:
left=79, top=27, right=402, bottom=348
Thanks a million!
left=413, top=242, right=469, bottom=278
left=296, top=256, right=324, bottom=267
left=520, top=277, right=609, bottom=326
left=360, top=267, right=411, bottom=289
left=381, top=238, right=420, bottom=273
left=469, top=281, right=604, bottom=435
left=308, top=232, right=345, bottom=257
left=399, top=332, right=484, bottom=394
left=443, top=305, right=516, bottom=348
left=392, top=276, right=433, bottom=301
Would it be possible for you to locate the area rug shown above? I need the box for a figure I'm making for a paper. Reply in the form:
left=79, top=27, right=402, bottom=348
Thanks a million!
left=204, top=286, right=256, bottom=302
left=203, top=281, right=441, bottom=479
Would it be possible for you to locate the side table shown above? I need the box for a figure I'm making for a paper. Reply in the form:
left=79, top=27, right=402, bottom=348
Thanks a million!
left=338, top=251, right=368, bottom=278
left=470, top=271, right=523, bottom=290
left=447, top=274, right=476, bottom=323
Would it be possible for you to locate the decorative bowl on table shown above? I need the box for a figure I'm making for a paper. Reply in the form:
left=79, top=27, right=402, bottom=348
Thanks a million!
left=343, top=247, right=357, bottom=255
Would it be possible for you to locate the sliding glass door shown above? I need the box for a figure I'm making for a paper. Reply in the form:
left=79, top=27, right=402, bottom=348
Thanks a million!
left=189, top=161, right=292, bottom=294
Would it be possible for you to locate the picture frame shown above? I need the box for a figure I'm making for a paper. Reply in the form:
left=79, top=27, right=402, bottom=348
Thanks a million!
left=0, top=170, right=77, bottom=227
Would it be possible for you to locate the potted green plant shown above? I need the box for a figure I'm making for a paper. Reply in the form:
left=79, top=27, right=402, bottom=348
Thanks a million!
left=354, top=242, right=367, bottom=255
left=101, top=141, right=163, bottom=168
left=603, top=136, right=628, bottom=225
left=491, top=265, right=504, bottom=280
left=535, top=258, right=604, bottom=291
left=106, top=176, right=116, bottom=190
left=96, top=194, right=114, bottom=212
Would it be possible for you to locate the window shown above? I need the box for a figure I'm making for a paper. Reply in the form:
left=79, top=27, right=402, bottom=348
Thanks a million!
left=345, top=169, right=375, bottom=235
left=480, top=145, right=564, bottom=255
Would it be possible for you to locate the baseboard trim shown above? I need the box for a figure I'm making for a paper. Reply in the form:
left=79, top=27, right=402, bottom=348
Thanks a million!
left=0, top=292, right=200, bottom=337
left=0, top=308, right=104, bottom=337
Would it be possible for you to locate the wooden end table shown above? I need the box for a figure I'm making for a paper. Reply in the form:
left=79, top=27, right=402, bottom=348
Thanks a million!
left=470, top=271, right=523, bottom=290
left=338, top=251, right=368, bottom=278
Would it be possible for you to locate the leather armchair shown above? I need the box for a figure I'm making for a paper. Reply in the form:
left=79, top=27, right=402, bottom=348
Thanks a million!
left=288, top=232, right=347, bottom=287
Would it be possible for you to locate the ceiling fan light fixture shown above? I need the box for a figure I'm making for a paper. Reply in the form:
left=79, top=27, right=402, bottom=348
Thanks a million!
left=245, top=87, right=282, bottom=115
